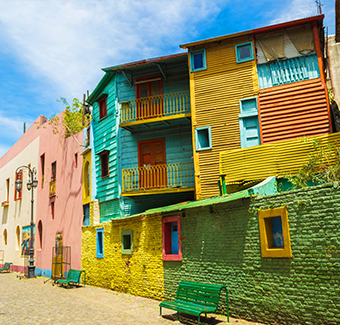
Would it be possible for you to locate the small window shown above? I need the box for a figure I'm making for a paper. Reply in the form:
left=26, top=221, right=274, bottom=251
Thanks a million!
left=121, top=230, right=133, bottom=254
left=14, top=170, right=22, bottom=201
left=5, top=178, right=10, bottom=202
left=74, top=153, right=78, bottom=168
left=99, top=151, right=109, bottom=178
left=83, top=204, right=90, bottom=226
left=195, top=126, right=212, bottom=151
left=40, top=154, right=45, bottom=189
left=190, top=49, right=207, bottom=72
left=51, top=201, right=55, bottom=220
left=37, top=221, right=43, bottom=249
left=162, top=215, right=182, bottom=261
left=235, top=42, right=254, bottom=63
left=96, top=228, right=104, bottom=258
left=3, top=229, right=7, bottom=245
left=258, top=207, right=292, bottom=258
left=16, top=226, right=20, bottom=250
left=99, top=95, right=108, bottom=120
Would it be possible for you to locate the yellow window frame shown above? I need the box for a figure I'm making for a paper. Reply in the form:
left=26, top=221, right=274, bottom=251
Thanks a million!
left=258, top=206, right=292, bottom=258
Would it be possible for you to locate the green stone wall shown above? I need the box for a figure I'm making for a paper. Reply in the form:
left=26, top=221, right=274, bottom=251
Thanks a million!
left=164, top=182, right=340, bottom=325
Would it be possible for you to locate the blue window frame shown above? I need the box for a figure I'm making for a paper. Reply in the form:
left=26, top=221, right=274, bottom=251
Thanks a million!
left=96, top=228, right=104, bottom=258
left=195, top=126, right=212, bottom=151
left=121, top=230, right=133, bottom=254
left=235, top=42, right=254, bottom=63
left=239, top=97, right=260, bottom=148
left=190, top=49, right=207, bottom=72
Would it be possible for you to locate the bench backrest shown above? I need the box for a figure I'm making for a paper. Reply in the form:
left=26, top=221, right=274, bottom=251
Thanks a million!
left=3, top=263, right=11, bottom=270
left=66, top=269, right=82, bottom=283
left=175, top=281, right=225, bottom=308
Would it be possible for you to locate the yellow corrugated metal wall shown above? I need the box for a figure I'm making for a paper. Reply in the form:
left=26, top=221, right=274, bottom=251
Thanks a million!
left=220, top=132, right=340, bottom=183
left=190, top=35, right=259, bottom=199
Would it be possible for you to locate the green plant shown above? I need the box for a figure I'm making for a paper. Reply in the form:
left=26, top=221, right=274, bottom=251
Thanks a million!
left=286, top=138, right=340, bottom=188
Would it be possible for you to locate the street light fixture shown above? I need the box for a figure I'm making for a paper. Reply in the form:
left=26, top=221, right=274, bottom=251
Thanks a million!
left=15, top=166, right=38, bottom=278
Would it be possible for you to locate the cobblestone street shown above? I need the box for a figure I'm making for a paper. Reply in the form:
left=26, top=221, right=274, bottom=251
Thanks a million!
left=0, top=273, right=266, bottom=325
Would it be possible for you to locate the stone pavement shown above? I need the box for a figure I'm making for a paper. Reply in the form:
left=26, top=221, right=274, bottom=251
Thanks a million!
left=0, top=273, right=266, bottom=325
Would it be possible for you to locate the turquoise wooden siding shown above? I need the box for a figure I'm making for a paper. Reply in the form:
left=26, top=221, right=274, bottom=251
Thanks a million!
left=257, top=53, right=319, bottom=89
left=123, top=192, right=194, bottom=216
left=92, top=75, right=119, bottom=209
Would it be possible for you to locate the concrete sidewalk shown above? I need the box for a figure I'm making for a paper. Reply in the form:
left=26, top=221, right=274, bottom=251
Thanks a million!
left=0, top=273, right=266, bottom=325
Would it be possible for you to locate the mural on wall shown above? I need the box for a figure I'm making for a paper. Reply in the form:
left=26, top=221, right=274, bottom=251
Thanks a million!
left=21, top=225, right=35, bottom=257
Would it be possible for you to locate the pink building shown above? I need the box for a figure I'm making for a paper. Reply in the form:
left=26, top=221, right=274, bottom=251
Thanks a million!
left=0, top=113, right=83, bottom=277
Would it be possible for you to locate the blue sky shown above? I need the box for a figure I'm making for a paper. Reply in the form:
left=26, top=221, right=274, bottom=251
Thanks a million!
left=0, top=0, right=336, bottom=158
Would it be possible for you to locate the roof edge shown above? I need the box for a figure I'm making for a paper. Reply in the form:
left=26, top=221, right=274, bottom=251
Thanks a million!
left=180, top=15, right=324, bottom=49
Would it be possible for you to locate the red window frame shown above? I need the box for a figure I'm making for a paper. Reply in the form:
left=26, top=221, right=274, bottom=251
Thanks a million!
left=99, top=150, right=109, bottom=178
left=162, top=215, right=182, bottom=261
left=14, top=170, right=23, bottom=201
left=98, top=95, right=108, bottom=120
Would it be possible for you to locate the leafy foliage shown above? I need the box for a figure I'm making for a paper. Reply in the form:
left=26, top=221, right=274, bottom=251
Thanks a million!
left=286, top=137, right=340, bottom=188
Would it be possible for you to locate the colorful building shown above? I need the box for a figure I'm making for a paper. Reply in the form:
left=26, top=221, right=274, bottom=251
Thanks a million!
left=86, top=53, right=194, bottom=220
left=0, top=112, right=83, bottom=277
left=180, top=15, right=332, bottom=198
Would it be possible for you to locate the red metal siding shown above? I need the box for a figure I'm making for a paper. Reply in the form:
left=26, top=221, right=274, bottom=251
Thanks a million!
left=259, top=78, right=331, bottom=143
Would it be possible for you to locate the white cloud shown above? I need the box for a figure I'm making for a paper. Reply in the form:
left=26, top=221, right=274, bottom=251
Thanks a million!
left=0, top=0, right=224, bottom=100
left=269, top=0, right=322, bottom=25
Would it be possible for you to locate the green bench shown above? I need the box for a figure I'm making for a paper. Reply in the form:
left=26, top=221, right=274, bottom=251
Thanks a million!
left=160, top=281, right=229, bottom=325
left=0, top=262, right=12, bottom=273
left=56, top=269, right=86, bottom=289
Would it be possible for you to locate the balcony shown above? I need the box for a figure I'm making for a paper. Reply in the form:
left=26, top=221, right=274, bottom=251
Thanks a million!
left=49, top=179, right=56, bottom=197
left=219, top=133, right=340, bottom=185
left=122, top=162, right=194, bottom=196
left=257, top=53, right=319, bottom=89
left=120, top=91, right=190, bottom=129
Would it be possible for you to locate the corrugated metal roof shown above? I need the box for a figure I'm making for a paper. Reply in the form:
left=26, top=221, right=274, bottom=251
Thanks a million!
left=180, top=15, right=324, bottom=49
left=111, top=189, right=251, bottom=222
left=102, top=52, right=187, bottom=72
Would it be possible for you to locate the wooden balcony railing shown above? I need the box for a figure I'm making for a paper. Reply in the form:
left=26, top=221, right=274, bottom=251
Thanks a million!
left=121, top=90, right=190, bottom=124
left=122, top=162, right=194, bottom=193
left=49, top=179, right=56, bottom=197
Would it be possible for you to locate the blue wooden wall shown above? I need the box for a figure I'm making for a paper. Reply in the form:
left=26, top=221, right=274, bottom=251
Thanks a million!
left=92, top=75, right=119, bottom=222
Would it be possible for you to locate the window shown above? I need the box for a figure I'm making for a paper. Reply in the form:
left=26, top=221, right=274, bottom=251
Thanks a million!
left=239, top=97, right=260, bottom=148
left=14, top=170, right=22, bottom=201
left=16, top=226, right=20, bottom=250
left=84, top=161, right=90, bottom=197
left=37, top=221, right=43, bottom=249
left=74, top=153, right=78, bottom=168
left=121, top=230, right=133, bottom=254
left=99, top=151, right=109, bottom=178
left=51, top=161, right=57, bottom=181
left=258, top=206, right=292, bottom=258
left=190, top=49, right=207, bottom=72
left=162, top=215, right=182, bottom=261
left=235, top=42, right=254, bottom=63
left=40, top=154, right=45, bottom=188
left=98, top=95, right=108, bottom=120
left=3, top=229, right=7, bottom=245
left=195, top=126, right=212, bottom=151
left=5, top=178, right=9, bottom=202
left=51, top=201, right=55, bottom=220
left=83, top=204, right=90, bottom=226
left=96, top=228, right=104, bottom=258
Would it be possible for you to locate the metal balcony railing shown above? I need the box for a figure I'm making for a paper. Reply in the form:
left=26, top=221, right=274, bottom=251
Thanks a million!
left=122, top=162, right=194, bottom=192
left=121, top=91, right=190, bottom=124
left=49, top=179, right=56, bottom=197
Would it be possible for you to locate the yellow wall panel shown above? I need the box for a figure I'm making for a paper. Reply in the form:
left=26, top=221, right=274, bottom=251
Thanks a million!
left=81, top=214, right=164, bottom=300
left=190, top=34, right=259, bottom=199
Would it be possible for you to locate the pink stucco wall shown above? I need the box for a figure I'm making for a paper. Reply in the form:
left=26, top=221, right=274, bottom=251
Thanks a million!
left=35, top=112, right=83, bottom=272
